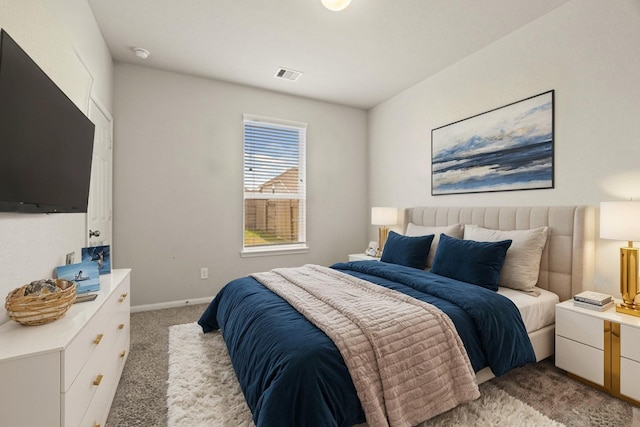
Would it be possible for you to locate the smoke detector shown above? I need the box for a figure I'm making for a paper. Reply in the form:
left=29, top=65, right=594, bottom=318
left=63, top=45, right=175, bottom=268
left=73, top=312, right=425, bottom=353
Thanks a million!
left=275, top=67, right=303, bottom=82
left=133, top=47, right=150, bottom=60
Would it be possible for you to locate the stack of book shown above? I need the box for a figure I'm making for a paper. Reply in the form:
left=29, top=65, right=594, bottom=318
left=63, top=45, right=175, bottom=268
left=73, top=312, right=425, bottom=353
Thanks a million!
left=573, top=291, right=614, bottom=311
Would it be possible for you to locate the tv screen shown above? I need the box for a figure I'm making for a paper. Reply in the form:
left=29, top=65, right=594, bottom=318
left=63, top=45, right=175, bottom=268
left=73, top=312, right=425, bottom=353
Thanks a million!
left=0, top=30, right=95, bottom=213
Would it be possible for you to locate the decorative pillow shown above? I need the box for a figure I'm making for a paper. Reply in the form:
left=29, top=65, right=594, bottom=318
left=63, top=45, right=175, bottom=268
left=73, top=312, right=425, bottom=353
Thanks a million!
left=431, top=234, right=512, bottom=291
left=406, top=223, right=464, bottom=269
left=464, top=225, right=549, bottom=296
left=380, top=231, right=434, bottom=270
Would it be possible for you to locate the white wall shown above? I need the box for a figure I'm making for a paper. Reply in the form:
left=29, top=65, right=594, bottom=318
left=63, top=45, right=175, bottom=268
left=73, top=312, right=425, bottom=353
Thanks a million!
left=0, top=0, right=112, bottom=324
left=368, top=0, right=640, bottom=296
left=44, top=0, right=114, bottom=111
left=113, top=63, right=368, bottom=307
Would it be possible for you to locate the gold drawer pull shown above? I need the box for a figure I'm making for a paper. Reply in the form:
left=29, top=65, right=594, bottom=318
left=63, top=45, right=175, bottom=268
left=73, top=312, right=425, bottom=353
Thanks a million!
left=93, top=374, right=103, bottom=386
left=93, top=333, right=104, bottom=345
left=118, top=292, right=128, bottom=302
left=118, top=323, right=125, bottom=330
left=120, top=350, right=126, bottom=358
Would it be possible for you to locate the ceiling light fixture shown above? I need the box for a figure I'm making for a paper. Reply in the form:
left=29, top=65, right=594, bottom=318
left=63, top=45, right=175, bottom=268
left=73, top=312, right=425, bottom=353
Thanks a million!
left=132, top=47, right=150, bottom=60
left=321, top=0, right=352, bottom=12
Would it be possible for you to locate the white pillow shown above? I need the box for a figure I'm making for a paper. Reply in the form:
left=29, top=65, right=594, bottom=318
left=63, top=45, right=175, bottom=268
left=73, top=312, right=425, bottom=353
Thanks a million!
left=406, top=223, right=464, bottom=268
left=463, top=225, right=549, bottom=296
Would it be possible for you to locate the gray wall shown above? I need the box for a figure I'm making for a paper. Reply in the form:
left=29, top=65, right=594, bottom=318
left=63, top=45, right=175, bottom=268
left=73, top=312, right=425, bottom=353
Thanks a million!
left=4, top=0, right=638, bottom=312
left=113, top=64, right=368, bottom=306
left=367, top=0, right=640, bottom=297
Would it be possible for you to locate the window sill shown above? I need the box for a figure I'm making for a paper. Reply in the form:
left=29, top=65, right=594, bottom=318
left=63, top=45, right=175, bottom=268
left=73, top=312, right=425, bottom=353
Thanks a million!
left=241, top=244, right=309, bottom=258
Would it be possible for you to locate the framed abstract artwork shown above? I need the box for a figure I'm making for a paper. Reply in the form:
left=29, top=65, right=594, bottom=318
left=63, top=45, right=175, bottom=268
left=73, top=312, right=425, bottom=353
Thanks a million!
left=431, top=90, right=554, bottom=195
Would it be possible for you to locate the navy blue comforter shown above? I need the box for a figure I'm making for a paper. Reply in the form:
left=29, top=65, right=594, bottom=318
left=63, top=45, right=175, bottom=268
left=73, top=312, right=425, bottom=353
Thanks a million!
left=198, top=261, right=535, bottom=427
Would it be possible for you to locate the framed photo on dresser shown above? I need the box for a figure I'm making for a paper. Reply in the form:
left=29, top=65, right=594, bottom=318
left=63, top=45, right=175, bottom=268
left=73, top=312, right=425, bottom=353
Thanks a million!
left=56, top=261, right=100, bottom=294
left=81, top=245, right=111, bottom=275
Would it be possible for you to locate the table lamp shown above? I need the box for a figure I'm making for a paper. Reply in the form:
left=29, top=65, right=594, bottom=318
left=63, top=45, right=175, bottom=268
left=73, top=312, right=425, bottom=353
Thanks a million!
left=600, top=201, right=640, bottom=317
left=371, top=207, right=397, bottom=257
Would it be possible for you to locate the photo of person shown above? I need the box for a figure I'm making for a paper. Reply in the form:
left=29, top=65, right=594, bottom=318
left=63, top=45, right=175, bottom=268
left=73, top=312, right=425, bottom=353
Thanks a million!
left=75, top=270, right=89, bottom=281
left=56, top=262, right=100, bottom=293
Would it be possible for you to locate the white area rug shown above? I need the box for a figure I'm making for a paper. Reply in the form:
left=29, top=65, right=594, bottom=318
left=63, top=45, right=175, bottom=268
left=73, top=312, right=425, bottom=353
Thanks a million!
left=167, top=323, right=253, bottom=427
left=167, top=322, right=564, bottom=427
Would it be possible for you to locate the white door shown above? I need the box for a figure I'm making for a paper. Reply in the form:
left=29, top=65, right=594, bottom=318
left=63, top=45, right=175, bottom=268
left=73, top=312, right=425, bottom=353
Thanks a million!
left=87, top=98, right=113, bottom=246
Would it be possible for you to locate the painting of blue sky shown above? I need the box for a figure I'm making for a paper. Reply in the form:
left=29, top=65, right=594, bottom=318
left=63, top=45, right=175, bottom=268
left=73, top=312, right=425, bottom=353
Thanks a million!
left=432, top=91, right=554, bottom=195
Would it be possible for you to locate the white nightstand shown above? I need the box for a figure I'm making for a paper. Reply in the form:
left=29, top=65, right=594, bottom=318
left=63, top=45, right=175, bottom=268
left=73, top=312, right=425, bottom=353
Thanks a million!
left=348, top=253, right=380, bottom=262
left=555, top=299, right=640, bottom=406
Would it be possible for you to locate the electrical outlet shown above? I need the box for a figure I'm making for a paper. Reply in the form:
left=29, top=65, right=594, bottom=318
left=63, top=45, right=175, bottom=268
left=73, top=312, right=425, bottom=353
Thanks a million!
left=200, top=268, right=208, bottom=280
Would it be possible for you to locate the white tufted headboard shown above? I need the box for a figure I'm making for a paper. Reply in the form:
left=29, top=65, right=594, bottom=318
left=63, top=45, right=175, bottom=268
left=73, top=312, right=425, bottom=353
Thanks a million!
left=403, top=206, right=596, bottom=301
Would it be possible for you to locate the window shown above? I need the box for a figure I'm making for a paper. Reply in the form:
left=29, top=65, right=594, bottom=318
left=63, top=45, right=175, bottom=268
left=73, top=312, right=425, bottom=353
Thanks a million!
left=242, top=114, right=307, bottom=254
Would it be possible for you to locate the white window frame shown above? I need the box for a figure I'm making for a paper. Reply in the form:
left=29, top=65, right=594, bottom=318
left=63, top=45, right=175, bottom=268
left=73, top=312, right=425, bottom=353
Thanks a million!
left=241, top=114, right=308, bottom=257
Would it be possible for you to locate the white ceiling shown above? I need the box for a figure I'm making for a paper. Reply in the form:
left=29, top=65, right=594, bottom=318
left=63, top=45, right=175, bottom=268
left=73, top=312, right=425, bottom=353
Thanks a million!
left=87, top=0, right=569, bottom=110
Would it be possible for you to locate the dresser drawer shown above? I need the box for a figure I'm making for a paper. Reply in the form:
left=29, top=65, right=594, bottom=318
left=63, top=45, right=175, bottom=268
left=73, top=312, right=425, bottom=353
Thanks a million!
left=63, top=291, right=121, bottom=389
left=115, top=279, right=130, bottom=320
left=621, top=324, right=640, bottom=363
left=555, top=335, right=604, bottom=385
left=115, top=279, right=130, bottom=306
left=79, top=334, right=130, bottom=427
left=80, top=380, right=111, bottom=427
left=620, top=357, right=640, bottom=401
left=62, top=308, right=109, bottom=390
left=113, top=312, right=130, bottom=353
left=63, top=320, right=119, bottom=427
left=74, top=318, right=130, bottom=427
left=556, top=307, right=604, bottom=349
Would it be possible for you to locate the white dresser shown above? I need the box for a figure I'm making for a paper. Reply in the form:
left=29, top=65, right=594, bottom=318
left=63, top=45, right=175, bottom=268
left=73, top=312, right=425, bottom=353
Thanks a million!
left=0, top=269, right=131, bottom=427
left=555, top=299, right=640, bottom=405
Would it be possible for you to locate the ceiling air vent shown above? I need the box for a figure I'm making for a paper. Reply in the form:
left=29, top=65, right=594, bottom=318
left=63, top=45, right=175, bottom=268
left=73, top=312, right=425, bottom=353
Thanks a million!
left=275, top=67, right=303, bottom=82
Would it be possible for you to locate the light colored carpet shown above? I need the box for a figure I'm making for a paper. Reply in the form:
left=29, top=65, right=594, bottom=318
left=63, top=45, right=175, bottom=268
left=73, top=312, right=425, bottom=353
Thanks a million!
left=167, top=322, right=564, bottom=427
left=106, top=304, right=638, bottom=427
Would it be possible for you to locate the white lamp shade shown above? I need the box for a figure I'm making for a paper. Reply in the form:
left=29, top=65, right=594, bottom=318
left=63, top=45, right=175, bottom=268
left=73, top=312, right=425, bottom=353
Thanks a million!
left=321, top=0, right=352, bottom=11
left=371, top=207, right=397, bottom=226
left=600, top=201, right=640, bottom=242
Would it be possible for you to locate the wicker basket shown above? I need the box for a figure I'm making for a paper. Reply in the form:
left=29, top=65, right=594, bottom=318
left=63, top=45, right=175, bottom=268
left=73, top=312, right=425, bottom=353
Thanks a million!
left=5, top=279, right=77, bottom=326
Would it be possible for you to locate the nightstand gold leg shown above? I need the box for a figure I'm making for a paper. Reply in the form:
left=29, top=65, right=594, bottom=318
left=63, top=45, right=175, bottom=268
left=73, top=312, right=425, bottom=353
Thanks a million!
left=604, top=321, right=611, bottom=391
left=612, top=322, right=621, bottom=395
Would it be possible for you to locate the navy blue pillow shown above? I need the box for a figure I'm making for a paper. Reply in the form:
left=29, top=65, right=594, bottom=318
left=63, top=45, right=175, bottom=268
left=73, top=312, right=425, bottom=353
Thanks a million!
left=380, top=231, right=435, bottom=270
left=430, top=234, right=512, bottom=291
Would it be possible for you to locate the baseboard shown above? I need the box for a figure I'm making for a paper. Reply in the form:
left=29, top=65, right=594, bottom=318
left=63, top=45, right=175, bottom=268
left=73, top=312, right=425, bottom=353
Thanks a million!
left=131, top=297, right=213, bottom=313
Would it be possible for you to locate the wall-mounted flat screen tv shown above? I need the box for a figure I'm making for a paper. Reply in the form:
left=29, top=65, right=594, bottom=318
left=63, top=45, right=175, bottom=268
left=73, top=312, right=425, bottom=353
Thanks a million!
left=0, top=30, right=95, bottom=213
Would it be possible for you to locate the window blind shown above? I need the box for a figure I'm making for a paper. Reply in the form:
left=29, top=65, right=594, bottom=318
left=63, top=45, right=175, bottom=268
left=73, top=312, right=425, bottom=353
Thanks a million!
left=243, top=115, right=306, bottom=250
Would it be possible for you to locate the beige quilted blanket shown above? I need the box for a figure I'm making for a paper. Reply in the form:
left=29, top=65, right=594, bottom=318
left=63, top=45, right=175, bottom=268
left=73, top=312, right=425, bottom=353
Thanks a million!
left=252, top=264, right=480, bottom=427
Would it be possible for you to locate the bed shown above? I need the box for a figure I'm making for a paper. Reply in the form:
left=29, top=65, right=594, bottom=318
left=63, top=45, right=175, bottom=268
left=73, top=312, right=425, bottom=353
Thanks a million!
left=198, top=205, right=595, bottom=427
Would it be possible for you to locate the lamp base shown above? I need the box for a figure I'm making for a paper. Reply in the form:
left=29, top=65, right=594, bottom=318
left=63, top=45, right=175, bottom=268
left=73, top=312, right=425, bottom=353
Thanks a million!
left=616, top=302, right=640, bottom=317
left=376, top=226, right=389, bottom=258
